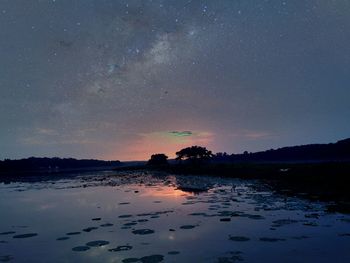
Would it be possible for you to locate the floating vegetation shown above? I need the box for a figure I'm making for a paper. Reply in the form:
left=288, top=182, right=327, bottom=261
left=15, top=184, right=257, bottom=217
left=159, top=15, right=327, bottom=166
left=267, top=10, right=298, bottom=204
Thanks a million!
left=100, top=223, right=114, bottom=227
left=86, top=240, right=110, bottom=247
left=13, top=233, right=38, bottom=239
left=136, top=211, right=173, bottom=217
left=291, top=235, right=310, bottom=240
left=246, top=214, right=265, bottom=220
left=0, top=255, right=13, bottom=262
left=139, top=254, right=164, bottom=263
left=109, top=245, right=133, bottom=252
left=124, top=222, right=137, bottom=227
left=180, top=225, right=196, bottom=229
left=217, top=251, right=243, bottom=262
left=189, top=212, right=207, bottom=216
left=0, top=171, right=346, bottom=262
left=303, top=222, right=318, bottom=227
left=132, top=229, right=155, bottom=235
left=271, top=219, right=299, bottom=227
left=119, top=215, right=133, bottom=218
left=229, top=236, right=250, bottom=242
left=56, top=237, right=69, bottom=241
left=66, top=232, right=81, bottom=236
left=82, top=227, right=98, bottom=232
left=259, top=237, right=286, bottom=242
left=72, top=246, right=90, bottom=252
left=122, top=258, right=139, bottom=263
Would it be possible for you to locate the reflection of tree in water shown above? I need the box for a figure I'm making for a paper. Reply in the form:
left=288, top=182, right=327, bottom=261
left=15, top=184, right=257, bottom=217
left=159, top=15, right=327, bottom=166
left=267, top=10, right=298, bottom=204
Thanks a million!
left=174, top=175, right=215, bottom=194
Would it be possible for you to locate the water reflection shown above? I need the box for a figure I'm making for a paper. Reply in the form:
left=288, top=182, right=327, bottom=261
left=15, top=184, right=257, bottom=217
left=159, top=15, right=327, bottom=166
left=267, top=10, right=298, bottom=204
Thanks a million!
left=140, top=187, right=191, bottom=199
left=0, top=171, right=349, bottom=263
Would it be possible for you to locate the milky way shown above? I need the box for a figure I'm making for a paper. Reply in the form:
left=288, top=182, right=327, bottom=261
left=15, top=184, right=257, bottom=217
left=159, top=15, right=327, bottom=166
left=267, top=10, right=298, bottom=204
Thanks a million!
left=1, top=0, right=350, bottom=160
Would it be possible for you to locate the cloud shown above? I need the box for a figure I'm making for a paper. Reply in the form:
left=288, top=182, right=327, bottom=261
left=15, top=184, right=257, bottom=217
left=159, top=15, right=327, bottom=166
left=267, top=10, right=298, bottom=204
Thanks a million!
left=168, top=131, right=193, bottom=137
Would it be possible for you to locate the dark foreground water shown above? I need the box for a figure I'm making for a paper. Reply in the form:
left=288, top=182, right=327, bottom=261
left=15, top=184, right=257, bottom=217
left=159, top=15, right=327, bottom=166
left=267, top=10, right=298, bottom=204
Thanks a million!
left=0, top=171, right=349, bottom=263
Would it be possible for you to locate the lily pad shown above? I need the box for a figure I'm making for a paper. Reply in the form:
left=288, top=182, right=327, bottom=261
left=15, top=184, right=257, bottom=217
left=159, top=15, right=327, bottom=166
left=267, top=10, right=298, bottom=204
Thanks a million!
left=72, top=246, right=90, bottom=252
left=140, top=254, right=164, bottom=263
left=122, top=258, right=139, bottom=263
left=272, top=219, right=299, bottom=227
left=86, top=240, right=110, bottom=247
left=13, top=233, right=38, bottom=239
left=0, top=255, right=13, bottom=262
left=119, top=215, right=133, bottom=218
left=180, top=225, right=196, bottom=229
left=83, top=227, right=98, bottom=232
left=229, top=236, right=250, bottom=242
left=259, top=237, right=286, bottom=242
left=109, top=245, right=133, bottom=252
left=124, top=222, right=137, bottom=226
left=132, top=229, right=155, bottom=235
left=66, top=232, right=81, bottom=235
left=100, top=223, right=114, bottom=227
left=56, top=237, right=69, bottom=241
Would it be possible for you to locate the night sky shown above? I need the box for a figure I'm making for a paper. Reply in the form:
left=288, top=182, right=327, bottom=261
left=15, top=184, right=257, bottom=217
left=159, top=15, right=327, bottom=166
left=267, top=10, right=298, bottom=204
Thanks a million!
left=1, top=0, right=350, bottom=161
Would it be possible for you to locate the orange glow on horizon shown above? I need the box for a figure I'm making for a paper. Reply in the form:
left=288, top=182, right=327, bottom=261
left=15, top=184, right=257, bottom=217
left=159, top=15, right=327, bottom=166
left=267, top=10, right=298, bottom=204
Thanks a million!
left=108, top=130, right=215, bottom=161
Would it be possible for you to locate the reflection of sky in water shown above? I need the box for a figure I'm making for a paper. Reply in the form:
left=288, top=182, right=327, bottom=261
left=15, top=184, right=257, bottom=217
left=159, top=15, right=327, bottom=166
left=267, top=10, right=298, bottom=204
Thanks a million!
left=0, top=172, right=350, bottom=263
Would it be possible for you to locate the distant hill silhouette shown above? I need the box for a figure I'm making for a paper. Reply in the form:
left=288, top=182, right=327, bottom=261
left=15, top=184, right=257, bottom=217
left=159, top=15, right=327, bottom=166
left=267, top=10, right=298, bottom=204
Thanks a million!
left=214, top=138, right=350, bottom=163
left=0, top=157, right=121, bottom=174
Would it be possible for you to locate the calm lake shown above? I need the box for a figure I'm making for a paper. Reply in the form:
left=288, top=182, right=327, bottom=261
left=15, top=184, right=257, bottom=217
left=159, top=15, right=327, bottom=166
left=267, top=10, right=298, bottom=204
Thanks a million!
left=0, top=171, right=349, bottom=263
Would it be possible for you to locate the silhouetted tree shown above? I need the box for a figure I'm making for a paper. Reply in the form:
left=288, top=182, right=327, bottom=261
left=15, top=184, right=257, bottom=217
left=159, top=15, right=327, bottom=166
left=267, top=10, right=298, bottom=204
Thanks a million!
left=147, top=153, right=168, bottom=166
left=175, top=146, right=213, bottom=163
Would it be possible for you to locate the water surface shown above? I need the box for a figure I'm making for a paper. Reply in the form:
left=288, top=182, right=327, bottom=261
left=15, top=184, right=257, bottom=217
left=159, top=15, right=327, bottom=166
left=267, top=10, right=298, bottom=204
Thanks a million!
left=0, top=171, right=349, bottom=262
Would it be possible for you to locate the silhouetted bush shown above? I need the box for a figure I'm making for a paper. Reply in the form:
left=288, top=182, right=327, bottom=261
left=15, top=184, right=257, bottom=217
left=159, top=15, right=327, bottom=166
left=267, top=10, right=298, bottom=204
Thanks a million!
left=147, top=154, right=168, bottom=166
left=176, top=146, right=213, bottom=163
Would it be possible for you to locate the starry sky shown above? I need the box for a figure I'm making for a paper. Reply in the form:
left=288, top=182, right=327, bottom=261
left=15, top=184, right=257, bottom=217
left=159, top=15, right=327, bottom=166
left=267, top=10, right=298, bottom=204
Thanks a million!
left=1, top=0, right=350, bottom=161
